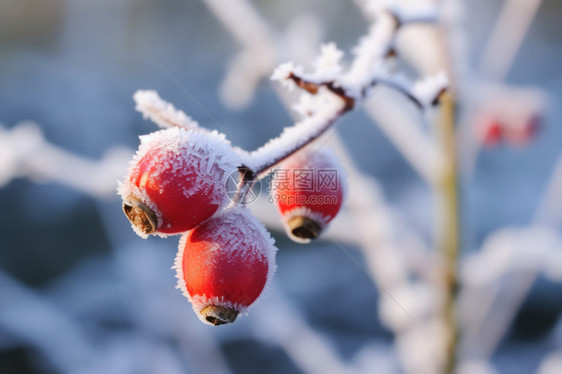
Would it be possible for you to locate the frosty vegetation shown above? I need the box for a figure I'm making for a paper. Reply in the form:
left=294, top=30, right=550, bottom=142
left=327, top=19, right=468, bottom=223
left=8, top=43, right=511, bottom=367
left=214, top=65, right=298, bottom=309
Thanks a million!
left=0, top=0, right=560, bottom=373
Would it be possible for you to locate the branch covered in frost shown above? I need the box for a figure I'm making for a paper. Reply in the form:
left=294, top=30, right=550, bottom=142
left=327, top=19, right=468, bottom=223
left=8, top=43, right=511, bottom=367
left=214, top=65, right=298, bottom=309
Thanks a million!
left=458, top=226, right=562, bottom=359
left=341, top=13, right=399, bottom=98
left=362, top=0, right=440, bottom=24
left=478, top=0, right=543, bottom=82
left=258, top=14, right=447, bottom=177
left=134, top=90, right=200, bottom=131
left=248, top=90, right=346, bottom=176
left=270, top=13, right=447, bottom=110
left=205, top=0, right=447, bottom=185
left=534, top=153, right=562, bottom=228
left=0, top=122, right=131, bottom=198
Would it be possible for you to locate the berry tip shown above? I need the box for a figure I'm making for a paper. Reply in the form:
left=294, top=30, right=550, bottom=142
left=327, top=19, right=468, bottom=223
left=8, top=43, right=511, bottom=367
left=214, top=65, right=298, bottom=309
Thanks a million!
left=123, top=195, right=158, bottom=234
left=288, top=216, right=322, bottom=242
left=200, top=305, right=239, bottom=326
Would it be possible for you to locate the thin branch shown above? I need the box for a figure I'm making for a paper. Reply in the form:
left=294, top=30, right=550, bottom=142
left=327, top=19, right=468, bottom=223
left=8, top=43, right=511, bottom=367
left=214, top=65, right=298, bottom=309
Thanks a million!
left=533, top=152, right=562, bottom=228
left=478, top=0, right=543, bottom=82
left=248, top=91, right=347, bottom=177
left=435, top=92, right=460, bottom=374
left=0, top=122, right=131, bottom=198
left=133, top=90, right=200, bottom=130
left=198, top=1, right=445, bottom=188
left=202, top=0, right=275, bottom=54
left=254, top=12, right=447, bottom=179
left=460, top=151, right=562, bottom=358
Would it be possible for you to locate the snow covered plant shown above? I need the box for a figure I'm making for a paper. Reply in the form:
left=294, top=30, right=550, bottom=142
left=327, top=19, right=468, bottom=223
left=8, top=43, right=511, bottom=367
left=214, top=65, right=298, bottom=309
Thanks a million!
left=119, top=7, right=447, bottom=327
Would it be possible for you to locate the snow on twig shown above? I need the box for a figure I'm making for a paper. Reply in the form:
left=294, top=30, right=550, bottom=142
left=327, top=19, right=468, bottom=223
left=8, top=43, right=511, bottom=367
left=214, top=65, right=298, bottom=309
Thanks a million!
left=459, top=226, right=562, bottom=359
left=0, top=122, right=131, bottom=198
left=203, top=0, right=274, bottom=55
left=248, top=90, right=346, bottom=176
left=534, top=153, right=562, bottom=228
left=362, top=0, right=440, bottom=24
left=262, top=13, right=448, bottom=178
left=134, top=90, right=200, bottom=131
left=205, top=0, right=446, bottom=184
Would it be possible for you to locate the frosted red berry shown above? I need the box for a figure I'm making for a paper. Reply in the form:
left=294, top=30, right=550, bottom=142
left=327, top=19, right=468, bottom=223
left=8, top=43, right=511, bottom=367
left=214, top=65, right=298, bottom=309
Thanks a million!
left=272, top=148, right=345, bottom=243
left=505, top=114, right=541, bottom=146
left=174, top=206, right=277, bottom=326
left=480, top=120, right=503, bottom=147
left=118, top=127, right=240, bottom=237
left=476, top=111, right=541, bottom=148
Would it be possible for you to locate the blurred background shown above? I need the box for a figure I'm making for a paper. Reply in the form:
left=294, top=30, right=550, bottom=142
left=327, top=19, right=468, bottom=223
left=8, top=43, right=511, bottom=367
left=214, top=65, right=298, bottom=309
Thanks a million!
left=1, top=0, right=561, bottom=373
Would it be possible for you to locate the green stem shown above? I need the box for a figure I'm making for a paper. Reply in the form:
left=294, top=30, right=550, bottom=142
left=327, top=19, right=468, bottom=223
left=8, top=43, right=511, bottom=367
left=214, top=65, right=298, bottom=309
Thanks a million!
left=436, top=92, right=460, bottom=374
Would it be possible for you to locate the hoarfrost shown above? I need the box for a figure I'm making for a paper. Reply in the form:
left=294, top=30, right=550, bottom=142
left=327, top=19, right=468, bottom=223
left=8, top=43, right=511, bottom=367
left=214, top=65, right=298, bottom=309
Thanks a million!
left=270, top=62, right=303, bottom=90
left=133, top=90, right=200, bottom=131
left=249, top=90, right=345, bottom=174
left=461, top=227, right=562, bottom=287
left=412, top=72, right=449, bottom=107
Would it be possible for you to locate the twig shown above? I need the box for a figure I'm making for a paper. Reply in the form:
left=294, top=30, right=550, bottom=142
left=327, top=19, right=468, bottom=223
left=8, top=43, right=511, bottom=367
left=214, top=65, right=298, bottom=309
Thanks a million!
left=0, top=122, right=131, bottom=198
left=248, top=90, right=347, bottom=177
left=133, top=90, right=200, bottom=130
left=250, top=13, right=446, bottom=178
left=533, top=153, right=562, bottom=229
left=435, top=92, right=460, bottom=374
left=461, top=151, right=562, bottom=359
left=478, top=0, right=543, bottom=82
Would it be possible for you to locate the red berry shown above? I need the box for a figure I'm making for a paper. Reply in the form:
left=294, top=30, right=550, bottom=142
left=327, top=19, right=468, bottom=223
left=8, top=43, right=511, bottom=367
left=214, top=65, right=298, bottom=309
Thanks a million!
left=482, top=121, right=503, bottom=147
left=505, top=114, right=541, bottom=146
left=118, top=128, right=240, bottom=237
left=174, top=206, right=277, bottom=326
left=476, top=112, right=503, bottom=147
left=271, top=148, right=345, bottom=243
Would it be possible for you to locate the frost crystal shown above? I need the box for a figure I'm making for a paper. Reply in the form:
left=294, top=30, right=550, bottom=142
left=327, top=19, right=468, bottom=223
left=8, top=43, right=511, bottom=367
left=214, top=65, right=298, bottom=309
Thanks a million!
left=291, top=91, right=339, bottom=119
left=270, top=62, right=303, bottom=90
left=292, top=93, right=317, bottom=118
left=133, top=90, right=200, bottom=130
left=313, top=43, right=344, bottom=80
left=341, top=21, right=396, bottom=99
left=412, top=72, right=448, bottom=107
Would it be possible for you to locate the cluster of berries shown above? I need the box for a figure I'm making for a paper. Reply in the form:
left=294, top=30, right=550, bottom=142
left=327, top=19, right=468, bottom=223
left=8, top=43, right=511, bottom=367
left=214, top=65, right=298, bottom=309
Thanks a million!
left=477, top=111, right=540, bottom=147
left=118, top=127, right=344, bottom=325
left=475, top=90, right=543, bottom=148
